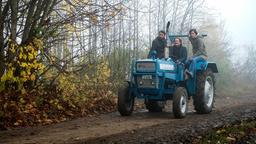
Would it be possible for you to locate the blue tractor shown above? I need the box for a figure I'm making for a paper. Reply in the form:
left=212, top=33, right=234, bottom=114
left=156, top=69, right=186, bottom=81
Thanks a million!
left=117, top=23, right=218, bottom=118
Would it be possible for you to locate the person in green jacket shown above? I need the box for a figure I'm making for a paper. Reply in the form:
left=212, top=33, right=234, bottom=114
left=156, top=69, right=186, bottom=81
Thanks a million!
left=189, top=29, right=207, bottom=59
left=185, top=29, right=208, bottom=78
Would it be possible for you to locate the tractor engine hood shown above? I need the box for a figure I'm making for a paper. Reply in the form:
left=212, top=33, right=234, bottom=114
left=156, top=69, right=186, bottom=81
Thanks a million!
left=133, top=59, right=178, bottom=91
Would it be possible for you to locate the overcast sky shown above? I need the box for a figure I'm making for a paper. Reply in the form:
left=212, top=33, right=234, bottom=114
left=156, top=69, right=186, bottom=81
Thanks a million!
left=206, top=0, right=256, bottom=62
left=207, top=0, right=256, bottom=46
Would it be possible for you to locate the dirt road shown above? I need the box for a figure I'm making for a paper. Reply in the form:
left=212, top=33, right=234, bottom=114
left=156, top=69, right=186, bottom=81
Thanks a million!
left=0, top=94, right=255, bottom=144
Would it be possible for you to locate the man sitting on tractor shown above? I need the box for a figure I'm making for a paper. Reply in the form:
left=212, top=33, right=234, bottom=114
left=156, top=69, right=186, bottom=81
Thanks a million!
left=169, top=37, right=188, bottom=64
left=185, top=29, right=208, bottom=77
left=149, top=30, right=167, bottom=59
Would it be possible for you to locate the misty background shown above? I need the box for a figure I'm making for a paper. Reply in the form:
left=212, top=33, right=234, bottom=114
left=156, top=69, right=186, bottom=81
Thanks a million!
left=208, top=0, right=256, bottom=62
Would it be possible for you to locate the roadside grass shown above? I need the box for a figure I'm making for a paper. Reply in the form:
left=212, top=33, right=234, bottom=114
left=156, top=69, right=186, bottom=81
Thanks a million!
left=193, top=120, right=256, bottom=144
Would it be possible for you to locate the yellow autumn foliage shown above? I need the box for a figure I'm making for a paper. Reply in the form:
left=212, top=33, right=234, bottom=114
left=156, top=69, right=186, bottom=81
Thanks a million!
left=55, top=58, right=112, bottom=108
left=0, top=37, right=45, bottom=92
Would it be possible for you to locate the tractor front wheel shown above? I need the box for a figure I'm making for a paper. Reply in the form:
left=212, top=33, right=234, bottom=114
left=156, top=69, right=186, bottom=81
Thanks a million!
left=173, top=87, right=188, bottom=118
left=118, top=86, right=135, bottom=116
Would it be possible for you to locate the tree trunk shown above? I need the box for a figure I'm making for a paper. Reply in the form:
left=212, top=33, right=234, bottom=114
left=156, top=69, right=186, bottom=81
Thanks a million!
left=162, top=0, right=167, bottom=30
left=22, top=0, right=37, bottom=44
left=39, top=0, right=57, bottom=26
left=148, top=0, right=152, bottom=48
left=133, top=0, right=137, bottom=58
left=10, top=0, right=18, bottom=41
left=7, top=0, right=18, bottom=64
left=179, top=0, right=195, bottom=34
left=171, top=0, right=180, bottom=33
left=136, top=0, right=139, bottom=58
left=128, top=3, right=132, bottom=67
left=0, top=1, right=9, bottom=77
left=157, top=0, right=161, bottom=32
left=88, top=5, right=92, bottom=64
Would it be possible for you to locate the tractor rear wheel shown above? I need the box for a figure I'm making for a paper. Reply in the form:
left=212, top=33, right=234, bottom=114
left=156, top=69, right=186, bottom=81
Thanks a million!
left=145, top=101, right=164, bottom=112
left=173, top=87, right=188, bottom=118
left=194, top=68, right=215, bottom=114
left=118, top=86, right=134, bottom=116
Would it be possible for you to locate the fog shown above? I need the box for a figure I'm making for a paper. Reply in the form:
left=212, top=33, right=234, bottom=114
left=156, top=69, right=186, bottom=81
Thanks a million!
left=207, top=0, right=256, bottom=62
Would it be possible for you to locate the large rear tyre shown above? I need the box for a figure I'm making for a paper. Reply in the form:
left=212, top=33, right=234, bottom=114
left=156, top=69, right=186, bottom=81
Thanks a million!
left=118, top=86, right=134, bottom=116
left=173, top=87, right=188, bottom=118
left=194, top=68, right=215, bottom=114
left=145, top=101, right=164, bottom=112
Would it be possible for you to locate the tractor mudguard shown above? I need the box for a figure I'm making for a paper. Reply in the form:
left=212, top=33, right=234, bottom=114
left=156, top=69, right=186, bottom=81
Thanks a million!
left=206, top=62, right=218, bottom=73
left=195, top=59, right=218, bottom=73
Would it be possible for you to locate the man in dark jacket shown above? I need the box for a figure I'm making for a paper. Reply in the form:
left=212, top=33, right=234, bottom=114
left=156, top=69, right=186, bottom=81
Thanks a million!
left=169, top=38, right=187, bottom=64
left=150, top=30, right=167, bottom=59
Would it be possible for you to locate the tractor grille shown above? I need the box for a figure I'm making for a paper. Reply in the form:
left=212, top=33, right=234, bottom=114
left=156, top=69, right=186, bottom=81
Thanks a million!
left=136, top=75, right=158, bottom=88
left=136, top=62, right=155, bottom=72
